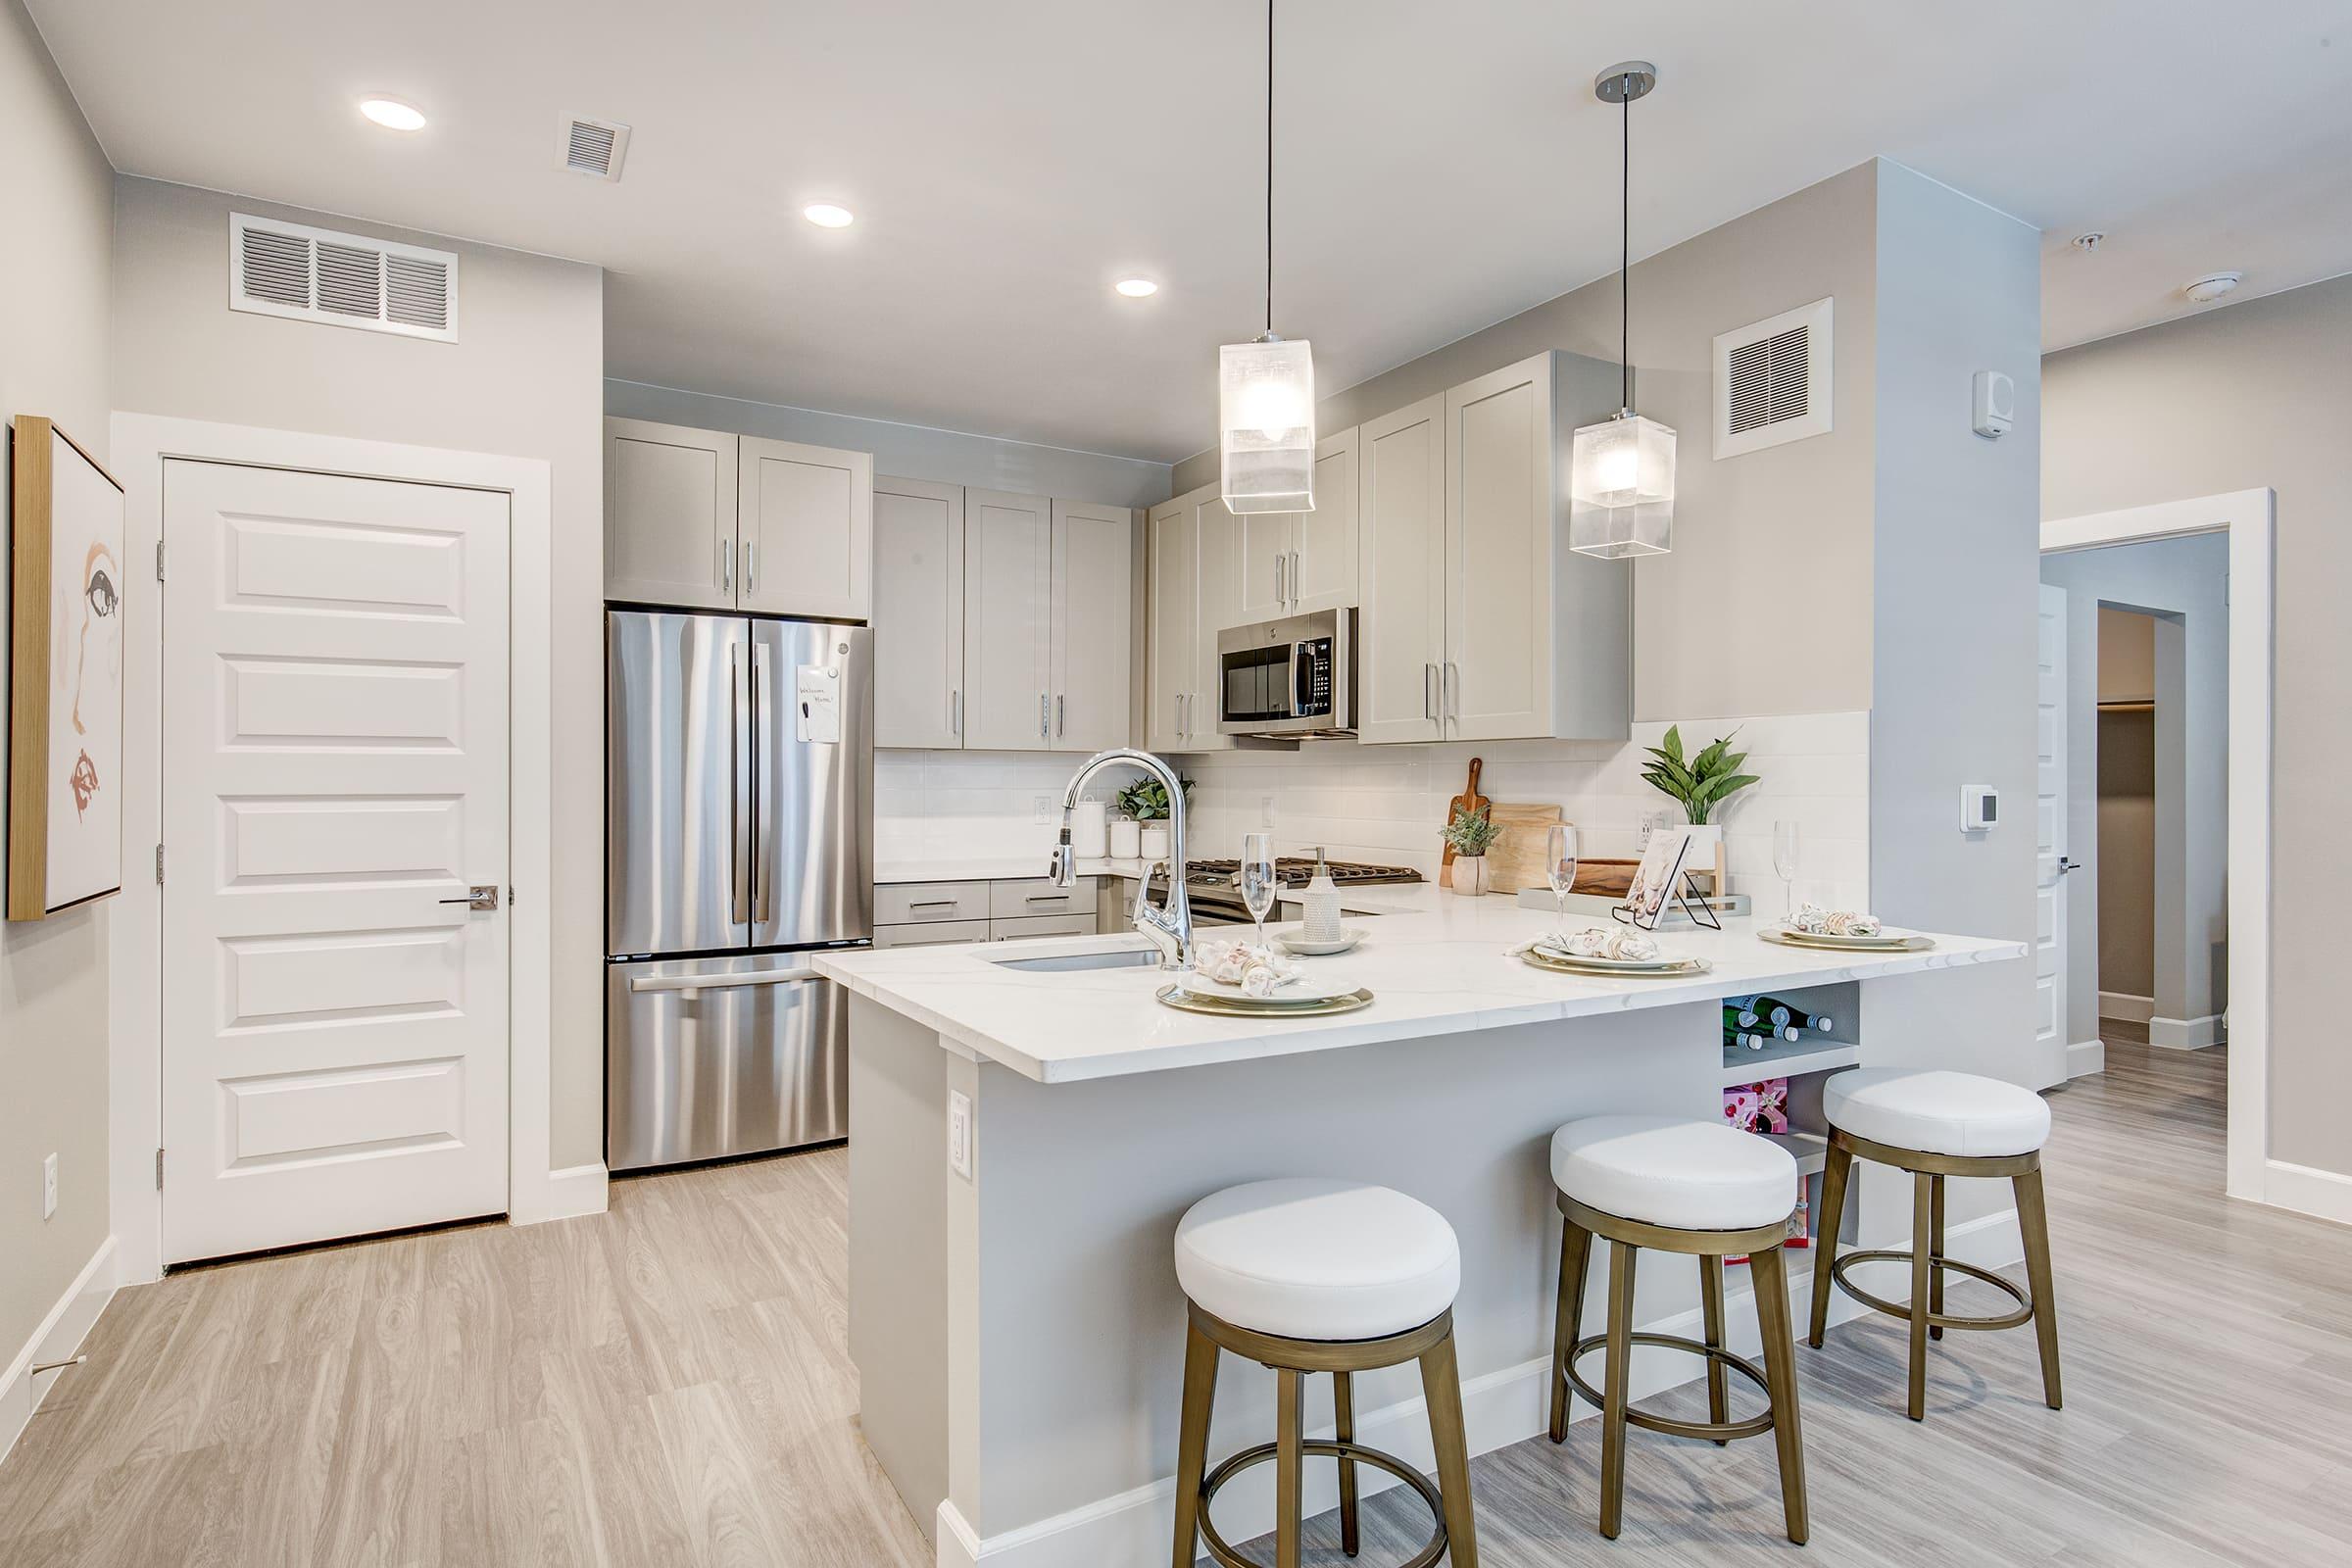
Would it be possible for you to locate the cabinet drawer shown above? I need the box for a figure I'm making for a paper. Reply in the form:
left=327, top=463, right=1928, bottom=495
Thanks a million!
left=991, top=913, right=1098, bottom=940
left=875, top=881, right=992, bottom=924
left=872, top=919, right=993, bottom=949
left=989, top=877, right=1098, bottom=919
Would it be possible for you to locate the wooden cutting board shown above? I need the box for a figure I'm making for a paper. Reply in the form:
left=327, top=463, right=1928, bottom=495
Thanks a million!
left=1438, top=758, right=1489, bottom=887
left=1482, top=803, right=1566, bottom=895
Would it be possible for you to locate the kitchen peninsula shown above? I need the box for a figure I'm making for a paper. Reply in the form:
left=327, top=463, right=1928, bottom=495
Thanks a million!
left=812, top=900, right=2023, bottom=1565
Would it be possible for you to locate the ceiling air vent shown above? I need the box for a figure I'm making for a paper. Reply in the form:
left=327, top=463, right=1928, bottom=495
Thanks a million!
left=227, top=213, right=459, bottom=343
left=1712, top=297, right=1831, bottom=458
left=564, top=117, right=631, bottom=180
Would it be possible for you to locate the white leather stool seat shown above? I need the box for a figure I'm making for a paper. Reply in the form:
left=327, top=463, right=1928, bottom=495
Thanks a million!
left=1550, top=1116, right=1798, bottom=1231
left=1824, top=1068, right=2050, bottom=1157
left=1174, top=1178, right=1460, bottom=1342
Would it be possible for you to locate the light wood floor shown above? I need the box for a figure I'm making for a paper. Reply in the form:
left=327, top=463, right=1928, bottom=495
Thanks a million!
left=4, top=1040, right=2347, bottom=1566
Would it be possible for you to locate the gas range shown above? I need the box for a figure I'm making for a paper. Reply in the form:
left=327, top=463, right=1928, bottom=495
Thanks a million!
left=1152, top=857, right=1423, bottom=921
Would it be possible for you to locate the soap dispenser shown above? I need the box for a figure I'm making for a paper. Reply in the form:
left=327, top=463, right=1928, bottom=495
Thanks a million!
left=1302, top=847, right=1343, bottom=944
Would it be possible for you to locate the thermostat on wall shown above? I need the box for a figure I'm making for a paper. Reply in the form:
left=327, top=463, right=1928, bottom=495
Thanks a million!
left=1960, top=784, right=1999, bottom=833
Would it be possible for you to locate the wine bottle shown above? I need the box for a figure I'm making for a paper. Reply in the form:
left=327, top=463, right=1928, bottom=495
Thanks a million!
left=1722, top=1026, right=1766, bottom=1053
left=1754, top=996, right=1831, bottom=1033
left=1723, top=1002, right=1761, bottom=1032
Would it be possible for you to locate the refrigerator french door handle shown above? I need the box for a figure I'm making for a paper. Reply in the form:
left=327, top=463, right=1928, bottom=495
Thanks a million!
left=627, top=966, right=820, bottom=994
left=730, top=639, right=752, bottom=926
left=752, top=638, right=773, bottom=926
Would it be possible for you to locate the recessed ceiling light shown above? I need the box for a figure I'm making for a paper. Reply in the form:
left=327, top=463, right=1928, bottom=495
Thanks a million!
left=2182, top=270, right=2242, bottom=304
left=359, top=97, right=427, bottom=132
left=2070, top=232, right=2105, bottom=252
left=803, top=203, right=856, bottom=228
left=1114, top=278, right=1159, bottom=298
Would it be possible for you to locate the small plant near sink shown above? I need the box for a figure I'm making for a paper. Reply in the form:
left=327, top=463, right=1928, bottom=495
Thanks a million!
left=1442, top=804, right=1501, bottom=897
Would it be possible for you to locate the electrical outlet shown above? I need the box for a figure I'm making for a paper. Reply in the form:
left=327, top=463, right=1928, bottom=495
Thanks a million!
left=1259, top=794, right=1276, bottom=827
left=947, top=1091, right=973, bottom=1180
left=42, top=1152, right=58, bottom=1220
left=1032, top=794, right=1054, bottom=823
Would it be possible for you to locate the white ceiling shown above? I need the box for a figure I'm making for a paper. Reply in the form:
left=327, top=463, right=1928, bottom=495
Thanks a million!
left=30, top=1, right=2352, bottom=462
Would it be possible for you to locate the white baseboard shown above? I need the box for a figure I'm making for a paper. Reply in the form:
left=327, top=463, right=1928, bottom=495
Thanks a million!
left=934, top=1210, right=2023, bottom=1568
left=2148, top=1013, right=2226, bottom=1051
left=2261, top=1159, right=2352, bottom=1227
left=2097, top=991, right=2154, bottom=1024
left=0, top=1235, right=122, bottom=1468
left=512, top=1162, right=610, bottom=1225
left=2066, top=1038, right=2106, bottom=1079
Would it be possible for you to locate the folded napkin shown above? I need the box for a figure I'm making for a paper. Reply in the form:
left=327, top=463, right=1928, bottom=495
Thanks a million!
left=1785, top=903, right=1883, bottom=937
left=1191, top=938, right=1303, bottom=997
left=1542, top=926, right=1661, bottom=962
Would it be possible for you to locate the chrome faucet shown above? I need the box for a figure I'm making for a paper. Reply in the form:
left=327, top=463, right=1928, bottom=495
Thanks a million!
left=1051, top=749, right=1193, bottom=971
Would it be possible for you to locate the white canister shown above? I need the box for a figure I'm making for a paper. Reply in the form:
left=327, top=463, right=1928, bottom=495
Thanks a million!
left=1072, top=798, right=1109, bottom=858
left=1110, top=817, right=1143, bottom=859
left=1138, top=822, right=1171, bottom=861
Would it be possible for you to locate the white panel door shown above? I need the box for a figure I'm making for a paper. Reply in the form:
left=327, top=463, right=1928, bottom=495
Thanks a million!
left=1291, top=426, right=1359, bottom=614
left=162, top=461, right=510, bottom=1264
left=1050, top=501, right=1133, bottom=753
left=1145, top=495, right=1198, bottom=753
left=961, top=489, right=1052, bottom=750
left=1355, top=396, right=1446, bottom=744
left=738, top=435, right=873, bottom=620
left=2035, top=582, right=2070, bottom=1085
left=605, top=417, right=735, bottom=610
left=873, top=476, right=965, bottom=749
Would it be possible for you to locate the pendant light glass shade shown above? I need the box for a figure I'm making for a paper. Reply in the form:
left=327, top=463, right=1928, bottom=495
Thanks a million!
left=1569, top=412, right=1676, bottom=558
left=1219, top=336, right=1316, bottom=514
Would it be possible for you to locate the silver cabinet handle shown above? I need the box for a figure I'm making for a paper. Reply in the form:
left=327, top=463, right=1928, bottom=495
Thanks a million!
left=906, top=898, right=960, bottom=908
left=1445, top=662, right=1459, bottom=725
left=1025, top=893, right=1070, bottom=904
left=1055, top=693, right=1065, bottom=737
left=1292, top=550, right=1302, bottom=604
left=1424, top=662, right=1438, bottom=721
left=628, top=966, right=819, bottom=994
left=720, top=536, right=734, bottom=595
left=1039, top=693, right=1049, bottom=739
left=950, top=689, right=961, bottom=737
left=745, top=541, right=757, bottom=596
left=1275, top=553, right=1286, bottom=607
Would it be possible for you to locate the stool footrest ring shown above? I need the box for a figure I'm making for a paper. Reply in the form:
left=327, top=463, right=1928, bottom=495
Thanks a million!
left=1196, top=1437, right=1446, bottom=1568
left=1564, top=1331, right=1777, bottom=1443
left=1829, top=1250, right=2034, bottom=1332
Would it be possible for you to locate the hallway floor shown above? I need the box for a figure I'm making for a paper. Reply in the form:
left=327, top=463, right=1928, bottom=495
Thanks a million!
left=2, top=1041, right=2345, bottom=1566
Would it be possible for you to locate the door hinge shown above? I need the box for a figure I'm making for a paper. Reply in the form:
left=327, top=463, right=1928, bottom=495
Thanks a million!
left=155, top=1148, right=165, bottom=1190
left=155, top=540, right=166, bottom=581
left=155, top=844, right=166, bottom=885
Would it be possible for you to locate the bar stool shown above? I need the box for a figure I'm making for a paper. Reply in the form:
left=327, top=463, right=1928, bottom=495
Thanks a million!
left=1170, top=1177, right=1479, bottom=1568
left=1547, top=1116, right=1808, bottom=1544
left=1807, top=1067, right=2062, bottom=1421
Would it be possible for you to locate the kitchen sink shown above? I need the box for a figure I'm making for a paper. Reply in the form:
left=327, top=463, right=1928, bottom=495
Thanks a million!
left=989, top=949, right=1164, bottom=974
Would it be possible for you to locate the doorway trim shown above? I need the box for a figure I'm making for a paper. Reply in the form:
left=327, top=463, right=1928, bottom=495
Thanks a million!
left=108, top=414, right=586, bottom=1284
left=2041, top=487, right=2273, bottom=1210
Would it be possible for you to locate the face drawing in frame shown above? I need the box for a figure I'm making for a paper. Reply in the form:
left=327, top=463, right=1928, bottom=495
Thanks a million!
left=69, top=540, right=120, bottom=817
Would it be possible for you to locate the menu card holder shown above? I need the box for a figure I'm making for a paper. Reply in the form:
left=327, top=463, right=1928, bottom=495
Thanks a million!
left=1612, top=827, right=1723, bottom=933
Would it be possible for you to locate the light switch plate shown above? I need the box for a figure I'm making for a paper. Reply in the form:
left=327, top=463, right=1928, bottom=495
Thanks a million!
left=948, top=1091, right=973, bottom=1180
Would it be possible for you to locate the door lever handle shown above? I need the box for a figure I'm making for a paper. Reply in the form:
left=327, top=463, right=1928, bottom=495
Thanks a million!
left=440, top=885, right=501, bottom=910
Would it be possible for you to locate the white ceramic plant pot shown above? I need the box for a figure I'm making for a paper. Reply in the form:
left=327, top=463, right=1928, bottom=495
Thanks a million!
left=1451, top=856, right=1493, bottom=897
left=1138, top=822, right=1171, bottom=861
left=1110, top=817, right=1143, bottom=859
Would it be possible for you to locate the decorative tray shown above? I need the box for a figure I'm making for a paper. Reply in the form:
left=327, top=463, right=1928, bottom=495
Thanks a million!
left=1759, top=928, right=1934, bottom=953
left=1154, top=983, right=1374, bottom=1018
left=1519, top=949, right=1710, bottom=979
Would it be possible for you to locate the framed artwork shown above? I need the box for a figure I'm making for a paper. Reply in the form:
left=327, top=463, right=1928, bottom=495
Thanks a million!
left=9, top=416, right=126, bottom=920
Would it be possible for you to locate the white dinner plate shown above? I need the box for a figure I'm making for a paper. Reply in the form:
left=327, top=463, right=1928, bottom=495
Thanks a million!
left=1175, top=967, right=1363, bottom=1003
left=1530, top=940, right=1686, bottom=972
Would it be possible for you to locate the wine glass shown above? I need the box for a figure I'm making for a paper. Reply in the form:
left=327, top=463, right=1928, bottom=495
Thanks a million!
left=1772, top=820, right=1800, bottom=921
left=1546, top=823, right=1580, bottom=934
left=1240, top=831, right=1278, bottom=951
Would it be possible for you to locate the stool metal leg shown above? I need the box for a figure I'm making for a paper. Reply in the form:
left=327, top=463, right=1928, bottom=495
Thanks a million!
left=1333, top=1371, right=1360, bottom=1557
left=1171, top=1320, right=1219, bottom=1568
left=1907, top=1171, right=1934, bottom=1421
left=1274, top=1369, right=1303, bottom=1568
left=2014, top=1167, right=2065, bottom=1410
left=1808, top=1140, right=1853, bottom=1348
left=1548, top=1216, right=1592, bottom=1442
left=1749, top=1244, right=1810, bottom=1545
left=1699, top=1254, right=1730, bottom=1445
left=1928, top=1174, right=1947, bottom=1342
left=1418, top=1328, right=1479, bottom=1568
left=1598, top=1239, right=1638, bottom=1540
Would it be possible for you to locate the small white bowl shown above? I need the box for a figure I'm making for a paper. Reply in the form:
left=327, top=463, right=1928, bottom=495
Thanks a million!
left=1273, top=926, right=1367, bottom=957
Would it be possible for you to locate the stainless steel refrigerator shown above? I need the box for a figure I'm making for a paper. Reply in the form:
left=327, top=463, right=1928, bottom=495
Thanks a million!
left=606, top=610, right=873, bottom=1170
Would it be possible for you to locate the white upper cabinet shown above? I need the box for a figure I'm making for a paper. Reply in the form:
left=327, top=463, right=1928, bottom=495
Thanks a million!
left=606, top=418, right=738, bottom=610
left=1233, top=507, right=1292, bottom=626
left=873, top=477, right=965, bottom=748
left=1050, top=501, right=1134, bottom=753
left=738, top=436, right=873, bottom=620
left=1145, top=492, right=1200, bottom=754
left=962, top=489, right=1054, bottom=751
left=1445, top=360, right=1554, bottom=741
left=1227, top=426, right=1359, bottom=624
left=1190, top=487, right=1239, bottom=755
left=1355, top=396, right=1447, bottom=744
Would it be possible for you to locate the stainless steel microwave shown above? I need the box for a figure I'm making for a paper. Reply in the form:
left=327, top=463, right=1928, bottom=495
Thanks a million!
left=1215, top=608, right=1356, bottom=738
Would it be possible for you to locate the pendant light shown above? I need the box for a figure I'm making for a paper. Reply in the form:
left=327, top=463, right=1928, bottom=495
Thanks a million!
left=1220, top=0, right=1315, bottom=514
left=1570, top=61, right=1676, bottom=559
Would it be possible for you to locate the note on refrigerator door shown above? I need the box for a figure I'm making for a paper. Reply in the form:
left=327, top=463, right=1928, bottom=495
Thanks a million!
left=797, top=663, right=842, bottom=743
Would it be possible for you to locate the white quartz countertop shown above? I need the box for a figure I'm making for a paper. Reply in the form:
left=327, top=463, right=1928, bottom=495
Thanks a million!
left=813, top=899, right=2026, bottom=1084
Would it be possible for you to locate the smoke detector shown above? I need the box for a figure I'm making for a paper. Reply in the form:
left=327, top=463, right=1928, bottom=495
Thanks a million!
left=2182, top=271, right=2242, bottom=305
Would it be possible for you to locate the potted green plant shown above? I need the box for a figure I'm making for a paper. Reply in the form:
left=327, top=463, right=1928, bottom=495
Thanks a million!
left=1639, top=725, right=1760, bottom=866
left=1442, top=803, right=1502, bottom=897
left=1113, top=775, right=1193, bottom=861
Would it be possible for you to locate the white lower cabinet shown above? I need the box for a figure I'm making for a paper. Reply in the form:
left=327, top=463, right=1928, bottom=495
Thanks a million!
left=872, top=919, right=992, bottom=949
left=871, top=876, right=1105, bottom=947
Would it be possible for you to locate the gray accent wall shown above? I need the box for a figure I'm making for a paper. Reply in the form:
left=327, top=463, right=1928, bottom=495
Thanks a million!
left=111, top=177, right=612, bottom=1170
left=2043, top=272, right=2348, bottom=1177
left=0, top=0, right=116, bottom=1377
left=606, top=379, right=1171, bottom=511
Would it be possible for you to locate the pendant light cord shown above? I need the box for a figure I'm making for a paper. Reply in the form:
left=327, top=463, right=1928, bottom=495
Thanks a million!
left=1264, top=0, right=1275, bottom=337
left=1620, top=85, right=1631, bottom=412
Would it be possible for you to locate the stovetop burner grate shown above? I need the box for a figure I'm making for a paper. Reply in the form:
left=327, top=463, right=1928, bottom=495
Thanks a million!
left=1180, top=858, right=1423, bottom=890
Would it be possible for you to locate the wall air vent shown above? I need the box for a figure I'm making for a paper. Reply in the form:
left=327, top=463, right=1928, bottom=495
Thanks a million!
left=228, top=213, right=459, bottom=342
left=1712, top=297, right=1831, bottom=458
left=564, top=117, right=632, bottom=180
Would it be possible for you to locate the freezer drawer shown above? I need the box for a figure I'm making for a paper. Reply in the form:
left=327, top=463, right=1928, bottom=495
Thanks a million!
left=607, top=953, right=850, bottom=1171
